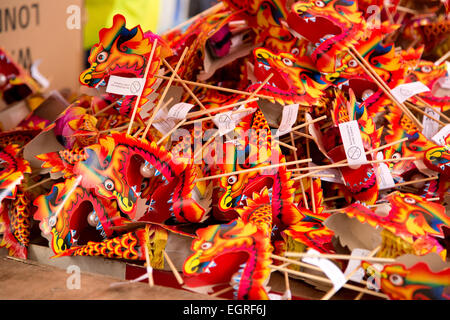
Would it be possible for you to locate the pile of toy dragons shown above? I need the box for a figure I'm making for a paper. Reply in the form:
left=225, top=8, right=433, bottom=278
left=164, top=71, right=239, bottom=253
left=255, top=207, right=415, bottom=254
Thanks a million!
left=1, top=0, right=450, bottom=300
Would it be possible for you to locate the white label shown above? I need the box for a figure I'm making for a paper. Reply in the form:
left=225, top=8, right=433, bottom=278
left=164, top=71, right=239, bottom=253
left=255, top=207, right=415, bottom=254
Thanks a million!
left=391, top=82, right=430, bottom=103
left=376, top=152, right=395, bottom=190
left=422, top=107, right=441, bottom=139
left=438, top=76, right=450, bottom=89
left=106, top=75, right=145, bottom=96
left=343, top=248, right=371, bottom=283
left=432, top=124, right=450, bottom=146
left=167, top=103, right=195, bottom=120
left=275, top=104, right=299, bottom=137
left=213, top=107, right=255, bottom=136
left=338, top=121, right=368, bottom=165
left=302, top=249, right=347, bottom=291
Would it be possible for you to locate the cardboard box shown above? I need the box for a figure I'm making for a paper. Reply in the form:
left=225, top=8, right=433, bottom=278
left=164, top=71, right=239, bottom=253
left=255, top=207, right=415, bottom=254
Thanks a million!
left=0, top=0, right=85, bottom=93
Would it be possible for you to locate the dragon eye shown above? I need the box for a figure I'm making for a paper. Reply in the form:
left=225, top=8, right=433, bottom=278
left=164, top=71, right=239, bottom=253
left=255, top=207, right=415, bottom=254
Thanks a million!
left=291, top=48, right=300, bottom=55
left=348, top=59, right=358, bottom=68
left=389, top=274, right=404, bottom=286
left=421, top=65, right=432, bottom=73
left=141, top=180, right=148, bottom=190
left=315, top=1, right=325, bottom=7
left=104, top=179, right=114, bottom=191
left=404, top=197, right=416, bottom=204
left=96, top=51, right=108, bottom=63
left=282, top=57, right=293, bottom=66
left=227, top=175, right=238, bottom=185
left=49, top=216, right=57, bottom=227
left=201, top=242, right=212, bottom=250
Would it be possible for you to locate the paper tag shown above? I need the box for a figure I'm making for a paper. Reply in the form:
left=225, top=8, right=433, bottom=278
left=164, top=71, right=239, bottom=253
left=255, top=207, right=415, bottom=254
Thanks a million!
left=152, top=108, right=177, bottom=135
left=167, top=102, right=195, bottom=120
left=391, top=82, right=430, bottom=103
left=338, top=121, right=368, bottom=166
left=343, top=248, right=371, bottom=283
left=302, top=249, right=347, bottom=291
left=432, top=124, right=450, bottom=146
left=422, top=107, right=441, bottom=139
left=376, top=152, right=395, bottom=190
left=275, top=104, right=299, bottom=137
left=438, top=76, right=450, bottom=89
left=106, top=75, right=145, bottom=96
left=213, top=107, right=255, bottom=136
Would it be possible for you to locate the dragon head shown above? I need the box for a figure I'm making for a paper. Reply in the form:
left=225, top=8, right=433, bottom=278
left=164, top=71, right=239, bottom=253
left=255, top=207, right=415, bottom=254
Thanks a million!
left=79, top=14, right=169, bottom=88
left=0, top=145, right=31, bottom=205
left=286, top=0, right=366, bottom=73
left=407, top=60, right=447, bottom=89
left=424, top=144, right=450, bottom=176
left=362, top=261, right=450, bottom=300
left=251, top=47, right=329, bottom=105
left=385, top=192, right=450, bottom=239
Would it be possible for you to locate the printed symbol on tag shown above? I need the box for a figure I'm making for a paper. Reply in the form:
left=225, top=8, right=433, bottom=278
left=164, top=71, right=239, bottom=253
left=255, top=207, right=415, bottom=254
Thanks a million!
left=130, top=81, right=142, bottom=94
left=399, top=87, right=412, bottom=97
left=219, top=114, right=231, bottom=123
left=347, top=146, right=362, bottom=160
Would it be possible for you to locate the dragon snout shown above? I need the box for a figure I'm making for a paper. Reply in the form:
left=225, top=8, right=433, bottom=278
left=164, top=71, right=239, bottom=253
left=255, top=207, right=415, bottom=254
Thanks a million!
left=79, top=63, right=98, bottom=86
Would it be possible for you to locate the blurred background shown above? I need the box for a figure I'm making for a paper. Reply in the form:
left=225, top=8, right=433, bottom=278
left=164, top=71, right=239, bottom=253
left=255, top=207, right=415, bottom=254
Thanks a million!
left=0, top=0, right=218, bottom=94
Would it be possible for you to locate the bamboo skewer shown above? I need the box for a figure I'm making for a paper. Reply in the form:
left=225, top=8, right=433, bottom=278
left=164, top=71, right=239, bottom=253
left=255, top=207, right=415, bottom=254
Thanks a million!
left=413, top=96, right=450, bottom=123
left=141, top=47, right=188, bottom=140
left=128, top=38, right=159, bottom=135
left=394, top=175, right=438, bottom=188
left=405, top=101, right=446, bottom=126
left=161, top=58, right=209, bottom=115
left=321, top=246, right=381, bottom=300
left=211, top=286, right=233, bottom=297
left=156, top=119, right=187, bottom=145
left=284, top=251, right=394, bottom=264
left=435, top=49, right=450, bottom=66
left=163, top=250, right=184, bottom=285
left=144, top=244, right=155, bottom=287
left=348, top=47, right=423, bottom=130
left=25, top=177, right=53, bottom=191
left=194, top=158, right=312, bottom=183
left=154, top=75, right=274, bottom=100
left=94, top=98, right=124, bottom=117
left=184, top=106, right=257, bottom=126
left=291, top=138, right=409, bottom=181
left=269, top=264, right=387, bottom=299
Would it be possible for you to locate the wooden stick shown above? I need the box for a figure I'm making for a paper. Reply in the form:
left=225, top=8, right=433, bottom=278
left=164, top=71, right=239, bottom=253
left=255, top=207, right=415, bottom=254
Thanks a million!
left=290, top=156, right=415, bottom=175
left=163, top=250, right=184, bottom=285
left=274, top=139, right=297, bottom=151
left=414, top=96, right=450, bottom=123
left=291, top=131, right=314, bottom=140
left=294, top=137, right=410, bottom=184
left=306, top=132, right=316, bottom=213
left=24, top=177, right=53, bottom=191
left=144, top=245, right=154, bottom=287
left=290, top=131, right=309, bottom=209
left=128, top=38, right=159, bottom=135
left=184, top=106, right=257, bottom=126
left=132, top=127, right=144, bottom=138
left=154, top=74, right=274, bottom=100
left=324, top=195, right=344, bottom=202
left=284, top=271, right=292, bottom=300
left=435, top=49, right=450, bottom=66
left=142, top=47, right=188, bottom=140
left=186, top=98, right=259, bottom=119
left=321, top=246, right=381, bottom=300
left=156, top=119, right=187, bottom=145
left=405, top=101, right=446, bottom=127
left=394, top=176, right=438, bottom=188
left=349, top=47, right=423, bottom=130
left=285, top=252, right=394, bottom=264
left=290, top=115, right=327, bottom=133
left=94, top=98, right=123, bottom=117
left=162, top=58, right=209, bottom=114
left=194, top=158, right=312, bottom=183
left=269, top=265, right=387, bottom=299
left=354, top=292, right=365, bottom=300
left=194, top=131, right=220, bottom=161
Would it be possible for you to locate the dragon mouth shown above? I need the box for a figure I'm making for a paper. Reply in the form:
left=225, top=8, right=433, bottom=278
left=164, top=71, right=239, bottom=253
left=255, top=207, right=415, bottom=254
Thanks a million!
left=287, top=13, right=343, bottom=60
left=344, top=166, right=377, bottom=193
